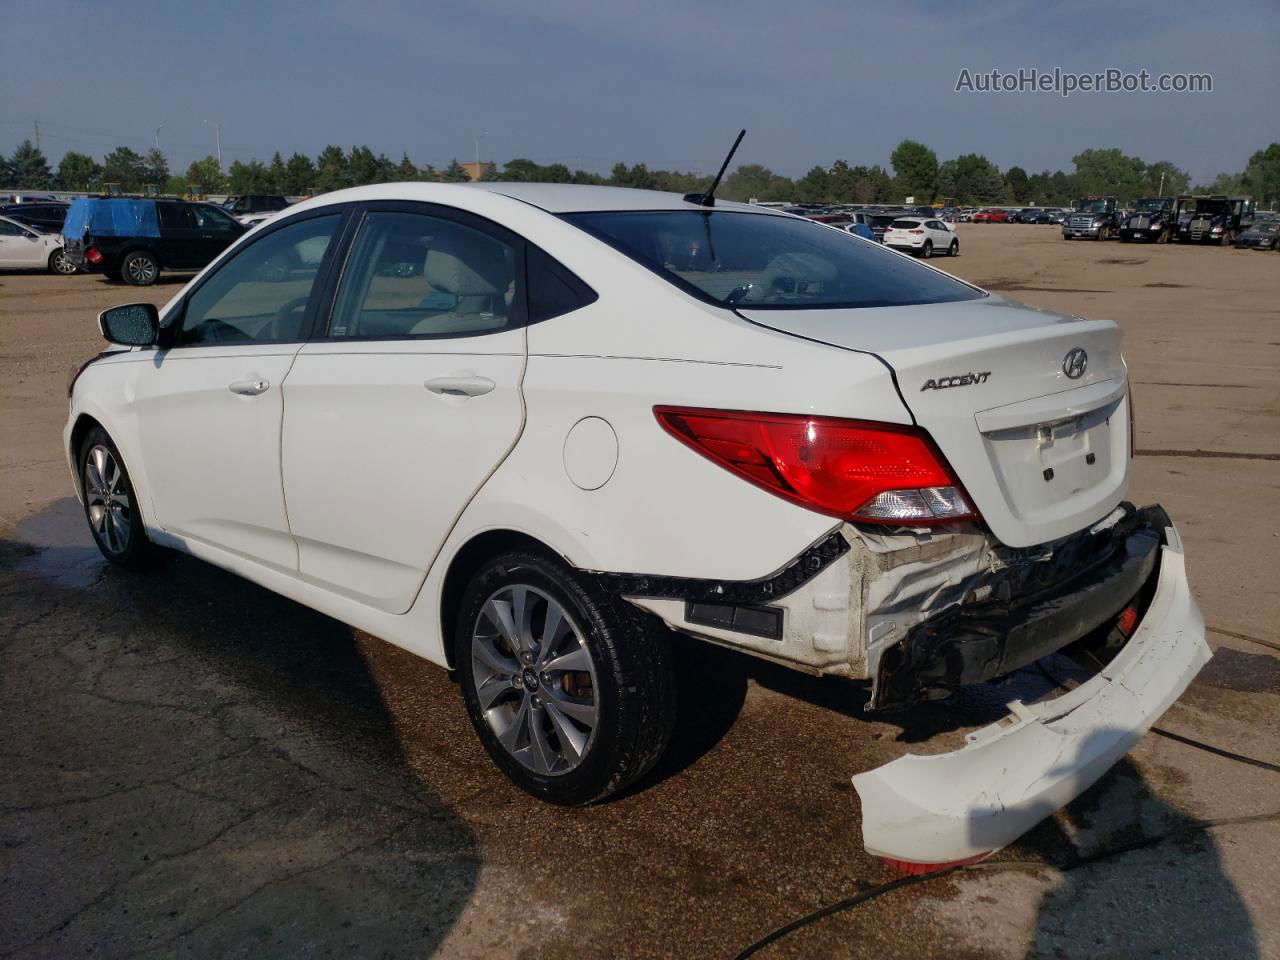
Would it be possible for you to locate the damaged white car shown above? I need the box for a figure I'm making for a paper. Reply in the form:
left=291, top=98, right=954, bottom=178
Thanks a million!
left=65, top=182, right=1209, bottom=868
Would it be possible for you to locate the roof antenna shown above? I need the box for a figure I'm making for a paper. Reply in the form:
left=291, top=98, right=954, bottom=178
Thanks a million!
left=684, top=129, right=745, bottom=207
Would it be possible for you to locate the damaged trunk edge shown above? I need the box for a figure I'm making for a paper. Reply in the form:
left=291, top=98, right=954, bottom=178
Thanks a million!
left=611, top=503, right=1209, bottom=866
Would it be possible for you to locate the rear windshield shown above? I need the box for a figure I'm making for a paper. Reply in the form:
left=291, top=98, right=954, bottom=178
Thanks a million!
left=563, top=211, right=984, bottom=309
left=889, top=220, right=921, bottom=229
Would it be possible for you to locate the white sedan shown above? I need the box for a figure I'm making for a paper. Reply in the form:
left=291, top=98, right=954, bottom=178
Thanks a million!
left=882, top=215, right=958, bottom=258
left=0, top=214, right=76, bottom=274
left=65, top=182, right=1207, bottom=869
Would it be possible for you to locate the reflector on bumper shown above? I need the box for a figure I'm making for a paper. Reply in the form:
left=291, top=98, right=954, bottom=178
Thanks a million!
left=852, top=522, right=1209, bottom=866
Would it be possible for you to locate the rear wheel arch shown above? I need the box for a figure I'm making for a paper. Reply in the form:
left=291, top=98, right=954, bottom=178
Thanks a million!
left=440, top=529, right=564, bottom=669
left=121, top=243, right=164, bottom=268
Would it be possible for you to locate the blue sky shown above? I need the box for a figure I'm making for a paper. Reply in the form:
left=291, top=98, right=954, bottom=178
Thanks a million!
left=2, top=0, right=1276, bottom=183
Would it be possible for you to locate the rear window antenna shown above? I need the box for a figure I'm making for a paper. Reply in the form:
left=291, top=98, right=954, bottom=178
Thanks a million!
left=684, top=129, right=746, bottom=207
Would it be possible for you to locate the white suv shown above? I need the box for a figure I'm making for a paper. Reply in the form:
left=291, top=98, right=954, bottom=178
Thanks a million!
left=882, top=216, right=958, bottom=258
left=65, top=183, right=1207, bottom=869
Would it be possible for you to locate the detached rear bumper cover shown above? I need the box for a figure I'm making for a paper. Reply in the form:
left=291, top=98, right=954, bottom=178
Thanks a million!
left=852, top=521, right=1209, bottom=865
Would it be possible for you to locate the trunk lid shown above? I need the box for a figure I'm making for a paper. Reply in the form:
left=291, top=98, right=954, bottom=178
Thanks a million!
left=738, top=295, right=1130, bottom=547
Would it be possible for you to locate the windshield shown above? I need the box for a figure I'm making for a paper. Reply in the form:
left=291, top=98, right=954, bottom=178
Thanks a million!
left=1134, top=199, right=1166, bottom=212
left=563, top=211, right=984, bottom=310
left=1076, top=200, right=1109, bottom=213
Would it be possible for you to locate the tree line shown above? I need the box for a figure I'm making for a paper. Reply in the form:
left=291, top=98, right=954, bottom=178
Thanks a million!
left=3, top=137, right=1277, bottom=208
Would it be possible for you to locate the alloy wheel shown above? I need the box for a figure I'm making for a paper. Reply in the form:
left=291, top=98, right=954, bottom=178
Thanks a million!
left=470, top=585, right=599, bottom=776
left=84, top=444, right=131, bottom=555
left=126, top=256, right=158, bottom=284
left=52, top=249, right=77, bottom=275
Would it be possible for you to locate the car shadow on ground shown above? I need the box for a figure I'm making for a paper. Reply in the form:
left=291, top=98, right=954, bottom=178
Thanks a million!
left=0, top=500, right=479, bottom=959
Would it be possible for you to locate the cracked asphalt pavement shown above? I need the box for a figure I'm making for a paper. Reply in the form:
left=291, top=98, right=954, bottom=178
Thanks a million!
left=2, top=228, right=1279, bottom=958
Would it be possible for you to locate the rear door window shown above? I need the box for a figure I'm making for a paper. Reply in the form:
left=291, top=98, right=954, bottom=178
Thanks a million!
left=157, top=203, right=197, bottom=229
left=327, top=210, right=519, bottom=339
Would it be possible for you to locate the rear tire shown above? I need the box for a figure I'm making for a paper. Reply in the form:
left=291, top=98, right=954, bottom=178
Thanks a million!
left=78, top=426, right=151, bottom=568
left=948, top=239, right=959, bottom=257
left=122, top=250, right=159, bottom=286
left=455, top=549, right=675, bottom=805
left=921, top=240, right=933, bottom=259
left=48, top=248, right=77, bottom=275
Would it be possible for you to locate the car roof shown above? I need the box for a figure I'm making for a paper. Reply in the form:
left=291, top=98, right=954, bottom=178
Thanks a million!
left=472, top=182, right=790, bottom=214
left=291, top=181, right=789, bottom=216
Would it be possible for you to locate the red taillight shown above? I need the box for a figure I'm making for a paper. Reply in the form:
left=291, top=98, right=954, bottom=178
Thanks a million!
left=84, top=246, right=102, bottom=264
left=653, top=407, right=979, bottom=526
left=1116, top=605, right=1140, bottom=637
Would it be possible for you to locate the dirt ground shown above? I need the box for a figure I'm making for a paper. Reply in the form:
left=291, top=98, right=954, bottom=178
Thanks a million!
left=1, top=225, right=1278, bottom=959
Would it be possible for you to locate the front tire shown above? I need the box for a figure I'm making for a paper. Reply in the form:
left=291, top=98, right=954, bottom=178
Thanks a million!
left=48, top=248, right=77, bottom=275
left=122, top=250, right=159, bottom=286
left=456, top=549, right=675, bottom=805
left=78, top=427, right=150, bottom=567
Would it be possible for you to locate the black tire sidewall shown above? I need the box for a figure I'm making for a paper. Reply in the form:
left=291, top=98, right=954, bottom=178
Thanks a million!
left=79, top=426, right=148, bottom=566
left=455, top=551, right=661, bottom=805
left=921, top=241, right=932, bottom=259
left=949, top=240, right=959, bottom=256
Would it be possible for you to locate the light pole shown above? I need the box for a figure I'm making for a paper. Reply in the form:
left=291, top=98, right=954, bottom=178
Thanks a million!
left=203, top=119, right=222, bottom=169
left=154, top=123, right=164, bottom=151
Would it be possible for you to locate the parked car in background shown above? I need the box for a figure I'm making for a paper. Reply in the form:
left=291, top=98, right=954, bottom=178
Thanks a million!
left=1, top=201, right=70, bottom=233
left=1235, top=221, right=1279, bottom=250
left=1040, top=208, right=1067, bottom=225
left=1063, top=197, right=1121, bottom=240
left=223, top=194, right=292, bottom=226
left=842, top=221, right=877, bottom=241
left=1119, top=197, right=1177, bottom=243
left=882, top=216, right=958, bottom=258
left=66, top=181, right=1206, bottom=869
left=63, top=197, right=247, bottom=285
left=1175, top=195, right=1255, bottom=245
left=0, top=213, right=76, bottom=274
left=864, top=213, right=899, bottom=242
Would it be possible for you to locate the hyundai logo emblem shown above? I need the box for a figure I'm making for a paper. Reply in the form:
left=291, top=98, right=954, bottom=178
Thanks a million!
left=1063, top=348, right=1088, bottom=379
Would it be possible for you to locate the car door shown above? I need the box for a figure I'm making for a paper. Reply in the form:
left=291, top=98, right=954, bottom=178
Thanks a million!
left=280, top=202, right=527, bottom=613
left=0, top=217, right=47, bottom=267
left=131, top=209, right=349, bottom=568
left=155, top=201, right=204, bottom=267
left=192, top=203, right=247, bottom=266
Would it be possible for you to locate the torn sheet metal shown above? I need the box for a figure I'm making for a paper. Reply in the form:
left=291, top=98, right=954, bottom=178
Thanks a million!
left=851, top=524, right=1210, bottom=865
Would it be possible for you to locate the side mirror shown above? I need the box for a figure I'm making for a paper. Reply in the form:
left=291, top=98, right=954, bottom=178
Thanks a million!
left=98, top=303, right=159, bottom=347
